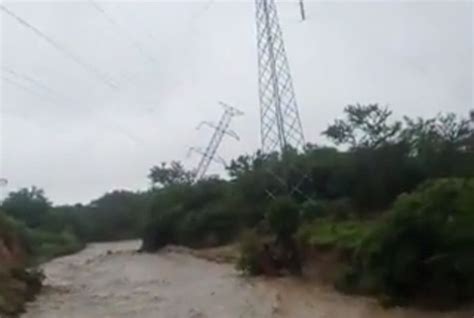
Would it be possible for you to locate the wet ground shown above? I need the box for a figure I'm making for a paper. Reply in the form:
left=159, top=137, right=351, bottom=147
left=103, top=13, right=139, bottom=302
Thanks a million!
left=22, top=241, right=472, bottom=318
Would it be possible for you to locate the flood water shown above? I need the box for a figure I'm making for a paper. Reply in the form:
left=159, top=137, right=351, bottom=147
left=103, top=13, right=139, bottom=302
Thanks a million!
left=22, top=241, right=472, bottom=318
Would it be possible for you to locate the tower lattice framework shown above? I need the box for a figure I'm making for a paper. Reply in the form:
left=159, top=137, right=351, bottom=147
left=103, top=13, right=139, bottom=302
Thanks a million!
left=256, top=0, right=305, bottom=154
left=191, top=102, right=243, bottom=181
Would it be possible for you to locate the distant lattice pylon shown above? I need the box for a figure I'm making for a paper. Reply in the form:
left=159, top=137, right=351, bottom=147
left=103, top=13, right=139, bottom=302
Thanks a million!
left=190, top=102, right=243, bottom=181
left=256, top=0, right=305, bottom=154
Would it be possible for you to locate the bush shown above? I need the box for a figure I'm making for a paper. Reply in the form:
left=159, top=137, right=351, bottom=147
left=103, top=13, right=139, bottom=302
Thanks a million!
left=265, top=196, right=299, bottom=236
left=25, top=229, right=84, bottom=263
left=142, top=204, right=243, bottom=251
left=141, top=180, right=261, bottom=251
left=0, top=213, right=32, bottom=255
left=0, top=268, right=44, bottom=316
left=0, top=213, right=45, bottom=317
left=236, top=230, right=265, bottom=275
left=346, top=178, right=474, bottom=307
left=141, top=206, right=186, bottom=251
left=178, top=207, right=240, bottom=247
left=299, top=200, right=325, bottom=221
left=1, top=210, right=84, bottom=264
left=297, top=219, right=373, bottom=251
left=299, top=198, right=355, bottom=221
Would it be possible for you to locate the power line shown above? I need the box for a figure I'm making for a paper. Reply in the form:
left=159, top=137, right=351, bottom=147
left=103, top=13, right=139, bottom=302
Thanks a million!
left=2, top=66, right=71, bottom=103
left=0, top=4, right=119, bottom=89
left=88, top=1, right=158, bottom=66
left=1, top=76, right=73, bottom=117
left=188, top=0, right=215, bottom=26
left=3, top=67, right=51, bottom=94
left=2, top=75, right=145, bottom=145
left=1, top=75, right=59, bottom=104
left=2, top=73, right=75, bottom=111
left=122, top=0, right=214, bottom=45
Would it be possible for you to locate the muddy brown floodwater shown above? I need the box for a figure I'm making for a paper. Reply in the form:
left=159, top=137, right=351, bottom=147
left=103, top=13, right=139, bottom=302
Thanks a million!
left=22, top=241, right=472, bottom=318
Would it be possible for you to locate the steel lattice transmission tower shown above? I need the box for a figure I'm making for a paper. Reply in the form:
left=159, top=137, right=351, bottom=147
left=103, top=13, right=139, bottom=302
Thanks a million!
left=256, top=0, right=305, bottom=154
left=189, top=102, right=243, bottom=181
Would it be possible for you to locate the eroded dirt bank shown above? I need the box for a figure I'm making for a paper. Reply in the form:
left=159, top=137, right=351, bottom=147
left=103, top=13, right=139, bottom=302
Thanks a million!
left=22, top=241, right=472, bottom=318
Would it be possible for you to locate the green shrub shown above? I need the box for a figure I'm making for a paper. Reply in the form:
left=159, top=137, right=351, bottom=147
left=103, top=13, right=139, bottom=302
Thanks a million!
left=346, top=178, right=474, bottom=307
left=299, top=198, right=355, bottom=221
left=0, top=213, right=46, bottom=316
left=142, top=203, right=244, bottom=251
left=265, top=196, right=299, bottom=236
left=0, top=213, right=31, bottom=250
left=299, top=200, right=326, bottom=221
left=297, top=219, right=373, bottom=251
left=141, top=206, right=186, bottom=251
left=0, top=268, right=44, bottom=316
left=142, top=180, right=263, bottom=251
left=178, top=207, right=240, bottom=247
left=25, top=229, right=84, bottom=263
left=236, top=230, right=265, bottom=275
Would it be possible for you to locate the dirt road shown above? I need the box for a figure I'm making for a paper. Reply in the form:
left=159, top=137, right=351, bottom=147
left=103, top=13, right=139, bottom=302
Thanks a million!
left=22, top=241, right=472, bottom=318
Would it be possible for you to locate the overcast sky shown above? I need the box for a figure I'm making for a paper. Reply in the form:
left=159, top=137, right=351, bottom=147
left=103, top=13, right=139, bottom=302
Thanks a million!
left=0, top=0, right=472, bottom=204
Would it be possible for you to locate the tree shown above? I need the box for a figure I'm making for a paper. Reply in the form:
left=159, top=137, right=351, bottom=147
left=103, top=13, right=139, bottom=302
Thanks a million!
left=1, top=187, right=51, bottom=228
left=83, top=190, right=149, bottom=241
left=401, top=113, right=472, bottom=154
left=148, top=161, right=194, bottom=187
left=436, top=113, right=471, bottom=145
left=323, top=104, right=402, bottom=149
left=227, top=155, right=253, bottom=179
left=400, top=113, right=474, bottom=177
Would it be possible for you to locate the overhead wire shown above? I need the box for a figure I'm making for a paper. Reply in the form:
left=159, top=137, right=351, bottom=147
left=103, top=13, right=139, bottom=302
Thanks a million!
left=88, top=1, right=158, bottom=67
left=2, top=74, right=144, bottom=146
left=2, top=75, right=59, bottom=105
left=1, top=66, right=72, bottom=103
left=88, top=1, right=190, bottom=111
left=188, top=0, right=215, bottom=26
left=0, top=4, right=119, bottom=90
left=140, top=0, right=216, bottom=99
left=0, top=4, right=156, bottom=147
left=2, top=1, right=215, bottom=117
left=3, top=67, right=52, bottom=94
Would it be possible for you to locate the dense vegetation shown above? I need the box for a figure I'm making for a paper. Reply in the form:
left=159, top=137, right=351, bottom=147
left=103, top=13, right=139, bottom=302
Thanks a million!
left=141, top=105, right=474, bottom=307
left=1, top=104, right=472, bottom=310
left=0, top=187, right=150, bottom=315
left=0, top=213, right=43, bottom=316
left=0, top=186, right=150, bottom=315
left=344, top=178, right=474, bottom=307
left=0, top=187, right=83, bottom=263
left=0, top=188, right=151, bottom=263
